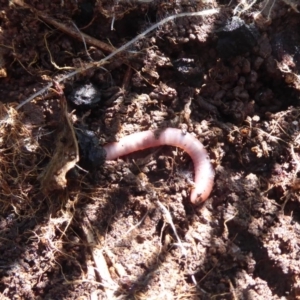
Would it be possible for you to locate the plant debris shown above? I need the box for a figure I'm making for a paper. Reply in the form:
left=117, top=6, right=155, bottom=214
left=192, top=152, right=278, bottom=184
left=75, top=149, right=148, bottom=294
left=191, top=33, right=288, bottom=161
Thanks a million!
left=39, top=82, right=79, bottom=192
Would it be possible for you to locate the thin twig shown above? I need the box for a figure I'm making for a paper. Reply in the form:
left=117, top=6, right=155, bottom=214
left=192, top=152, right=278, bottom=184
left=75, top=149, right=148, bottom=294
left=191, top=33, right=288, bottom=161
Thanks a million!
left=12, top=0, right=115, bottom=53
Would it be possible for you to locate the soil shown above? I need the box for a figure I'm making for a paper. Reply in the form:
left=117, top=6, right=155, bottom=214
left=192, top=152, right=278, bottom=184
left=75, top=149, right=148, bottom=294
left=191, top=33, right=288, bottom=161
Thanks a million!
left=1, top=0, right=300, bottom=299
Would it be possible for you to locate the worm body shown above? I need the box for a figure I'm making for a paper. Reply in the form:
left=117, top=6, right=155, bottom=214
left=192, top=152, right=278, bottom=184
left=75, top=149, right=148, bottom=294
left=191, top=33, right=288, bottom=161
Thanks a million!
left=103, top=128, right=214, bottom=204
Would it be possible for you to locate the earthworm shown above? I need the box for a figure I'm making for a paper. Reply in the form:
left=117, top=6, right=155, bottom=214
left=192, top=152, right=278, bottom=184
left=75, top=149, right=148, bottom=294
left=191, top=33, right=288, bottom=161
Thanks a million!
left=103, top=128, right=215, bottom=204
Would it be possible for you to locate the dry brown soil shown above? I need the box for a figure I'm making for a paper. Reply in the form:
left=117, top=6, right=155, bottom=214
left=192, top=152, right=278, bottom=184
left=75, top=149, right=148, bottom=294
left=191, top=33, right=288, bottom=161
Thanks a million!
left=1, top=0, right=300, bottom=299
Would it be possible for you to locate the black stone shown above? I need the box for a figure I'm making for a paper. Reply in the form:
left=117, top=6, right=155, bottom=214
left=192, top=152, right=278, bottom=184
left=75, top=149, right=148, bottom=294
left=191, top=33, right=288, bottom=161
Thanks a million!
left=76, top=127, right=106, bottom=170
left=216, top=17, right=259, bottom=60
left=173, top=58, right=204, bottom=87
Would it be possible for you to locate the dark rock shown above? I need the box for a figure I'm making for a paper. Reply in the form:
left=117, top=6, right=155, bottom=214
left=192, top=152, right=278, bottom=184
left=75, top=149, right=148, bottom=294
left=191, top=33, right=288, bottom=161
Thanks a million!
left=216, top=17, right=259, bottom=60
left=76, top=127, right=106, bottom=170
left=172, top=58, right=203, bottom=86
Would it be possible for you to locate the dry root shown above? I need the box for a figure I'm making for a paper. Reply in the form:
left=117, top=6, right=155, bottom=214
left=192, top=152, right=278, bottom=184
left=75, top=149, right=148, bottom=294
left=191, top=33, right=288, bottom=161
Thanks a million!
left=0, top=103, right=46, bottom=215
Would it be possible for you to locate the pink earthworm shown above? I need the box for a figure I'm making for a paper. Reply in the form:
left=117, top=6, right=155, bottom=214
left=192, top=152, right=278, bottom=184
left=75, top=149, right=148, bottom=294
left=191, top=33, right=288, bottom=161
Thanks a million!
left=103, top=128, right=215, bottom=204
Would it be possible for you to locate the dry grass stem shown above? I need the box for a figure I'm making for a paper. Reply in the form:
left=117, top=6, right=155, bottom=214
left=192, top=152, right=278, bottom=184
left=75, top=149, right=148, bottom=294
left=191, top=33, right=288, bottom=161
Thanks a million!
left=157, top=200, right=187, bottom=257
left=82, top=222, right=117, bottom=298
